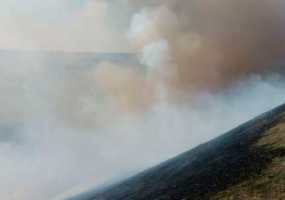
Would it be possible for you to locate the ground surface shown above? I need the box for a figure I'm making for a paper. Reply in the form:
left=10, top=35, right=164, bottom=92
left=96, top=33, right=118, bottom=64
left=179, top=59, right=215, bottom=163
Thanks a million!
left=68, top=103, right=285, bottom=200
left=210, top=113, right=285, bottom=200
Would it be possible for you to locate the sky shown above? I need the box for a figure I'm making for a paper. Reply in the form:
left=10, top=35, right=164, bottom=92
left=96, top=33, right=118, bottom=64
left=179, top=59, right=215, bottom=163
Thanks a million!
left=0, top=0, right=130, bottom=52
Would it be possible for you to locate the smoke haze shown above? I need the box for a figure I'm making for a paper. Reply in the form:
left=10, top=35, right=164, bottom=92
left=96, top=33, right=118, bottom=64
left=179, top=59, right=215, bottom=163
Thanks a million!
left=0, top=0, right=285, bottom=199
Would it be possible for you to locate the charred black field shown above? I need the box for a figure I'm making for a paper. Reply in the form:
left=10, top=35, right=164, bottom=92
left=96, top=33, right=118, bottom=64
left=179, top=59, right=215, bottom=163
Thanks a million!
left=68, top=103, right=285, bottom=200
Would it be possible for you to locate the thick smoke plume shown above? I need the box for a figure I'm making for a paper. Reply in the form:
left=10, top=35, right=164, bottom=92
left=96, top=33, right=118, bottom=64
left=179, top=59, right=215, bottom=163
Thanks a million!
left=97, top=0, right=285, bottom=107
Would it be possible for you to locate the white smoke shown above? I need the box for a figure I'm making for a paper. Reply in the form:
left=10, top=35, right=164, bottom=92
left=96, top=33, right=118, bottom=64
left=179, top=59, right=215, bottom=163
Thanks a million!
left=140, top=40, right=170, bottom=72
left=0, top=63, right=284, bottom=199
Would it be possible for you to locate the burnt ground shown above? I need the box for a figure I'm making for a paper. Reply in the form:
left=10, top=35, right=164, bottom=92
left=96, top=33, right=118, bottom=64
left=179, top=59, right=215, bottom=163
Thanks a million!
left=67, top=103, right=285, bottom=200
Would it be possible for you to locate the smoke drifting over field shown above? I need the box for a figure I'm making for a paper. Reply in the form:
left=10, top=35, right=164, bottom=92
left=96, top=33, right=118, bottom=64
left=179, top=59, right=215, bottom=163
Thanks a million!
left=0, top=0, right=285, bottom=199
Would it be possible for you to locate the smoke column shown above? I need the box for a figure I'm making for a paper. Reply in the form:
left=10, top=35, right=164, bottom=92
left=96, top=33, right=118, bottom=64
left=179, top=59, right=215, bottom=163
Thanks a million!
left=97, top=0, right=285, bottom=107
